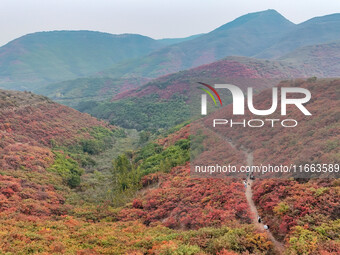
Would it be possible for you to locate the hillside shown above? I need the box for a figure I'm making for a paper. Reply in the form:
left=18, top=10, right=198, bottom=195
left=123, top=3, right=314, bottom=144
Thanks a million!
left=191, top=78, right=340, bottom=252
left=95, top=78, right=339, bottom=254
left=280, top=41, right=340, bottom=77
left=74, top=56, right=289, bottom=130
left=0, top=79, right=338, bottom=254
left=0, top=31, right=164, bottom=90
left=112, top=56, right=304, bottom=100
left=0, top=89, right=118, bottom=217
left=153, top=78, right=339, bottom=254
left=36, top=76, right=152, bottom=107
left=201, top=78, right=339, bottom=173
left=0, top=90, right=277, bottom=254
left=99, top=10, right=295, bottom=80
left=74, top=45, right=340, bottom=131
left=42, top=55, right=302, bottom=107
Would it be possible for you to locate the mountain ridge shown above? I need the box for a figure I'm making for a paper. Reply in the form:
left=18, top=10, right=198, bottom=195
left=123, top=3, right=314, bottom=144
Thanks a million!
left=0, top=30, right=165, bottom=90
left=99, top=9, right=296, bottom=80
left=256, top=13, right=340, bottom=58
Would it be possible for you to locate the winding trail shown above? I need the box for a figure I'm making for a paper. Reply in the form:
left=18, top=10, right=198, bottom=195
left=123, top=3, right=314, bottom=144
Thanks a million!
left=225, top=138, right=285, bottom=254
left=242, top=147, right=285, bottom=255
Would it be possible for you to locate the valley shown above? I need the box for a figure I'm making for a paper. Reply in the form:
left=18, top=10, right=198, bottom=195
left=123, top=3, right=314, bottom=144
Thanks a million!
left=0, top=8, right=339, bottom=255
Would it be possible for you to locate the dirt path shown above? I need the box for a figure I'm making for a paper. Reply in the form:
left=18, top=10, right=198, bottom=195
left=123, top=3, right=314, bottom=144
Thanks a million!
left=225, top=137, right=285, bottom=254
left=202, top=130, right=285, bottom=253
left=242, top=148, right=285, bottom=255
left=246, top=179, right=285, bottom=254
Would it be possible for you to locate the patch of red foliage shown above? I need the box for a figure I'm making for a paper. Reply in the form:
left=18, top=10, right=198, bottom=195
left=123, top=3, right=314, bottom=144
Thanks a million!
left=0, top=90, right=115, bottom=218
left=0, top=143, right=54, bottom=171
left=252, top=179, right=339, bottom=242
left=157, top=125, right=190, bottom=148
left=0, top=92, right=114, bottom=173
left=112, top=56, right=306, bottom=101
left=118, top=163, right=251, bottom=229
left=0, top=175, right=70, bottom=217
left=0, top=102, right=112, bottom=147
left=141, top=173, right=162, bottom=187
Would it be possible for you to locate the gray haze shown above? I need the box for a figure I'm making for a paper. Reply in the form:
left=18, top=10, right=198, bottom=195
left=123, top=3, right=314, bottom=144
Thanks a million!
left=1, top=0, right=340, bottom=46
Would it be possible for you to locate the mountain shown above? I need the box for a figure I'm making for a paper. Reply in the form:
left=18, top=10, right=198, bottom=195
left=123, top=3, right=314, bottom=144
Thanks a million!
left=38, top=40, right=340, bottom=106
left=1, top=9, right=339, bottom=255
left=103, top=78, right=339, bottom=254
left=98, top=11, right=340, bottom=79
left=99, top=10, right=295, bottom=80
left=75, top=56, right=302, bottom=130
left=0, top=31, right=164, bottom=90
left=39, top=10, right=340, bottom=104
left=4, top=10, right=340, bottom=103
left=99, top=11, right=340, bottom=80
left=256, top=13, right=340, bottom=58
left=75, top=39, right=340, bottom=131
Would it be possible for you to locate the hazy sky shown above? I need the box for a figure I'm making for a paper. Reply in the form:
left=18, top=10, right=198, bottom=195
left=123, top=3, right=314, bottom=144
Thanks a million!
left=1, top=0, right=340, bottom=46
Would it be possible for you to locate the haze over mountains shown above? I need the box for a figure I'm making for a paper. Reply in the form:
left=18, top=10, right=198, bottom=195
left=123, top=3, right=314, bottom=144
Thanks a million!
left=97, top=10, right=340, bottom=82
left=0, top=31, right=165, bottom=90
left=98, top=10, right=295, bottom=79
left=1, top=9, right=340, bottom=99
left=256, top=13, right=340, bottom=58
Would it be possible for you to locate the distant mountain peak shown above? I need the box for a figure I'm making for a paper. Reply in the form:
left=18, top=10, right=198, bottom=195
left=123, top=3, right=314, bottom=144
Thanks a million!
left=0, top=30, right=165, bottom=90
left=215, top=9, right=294, bottom=31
